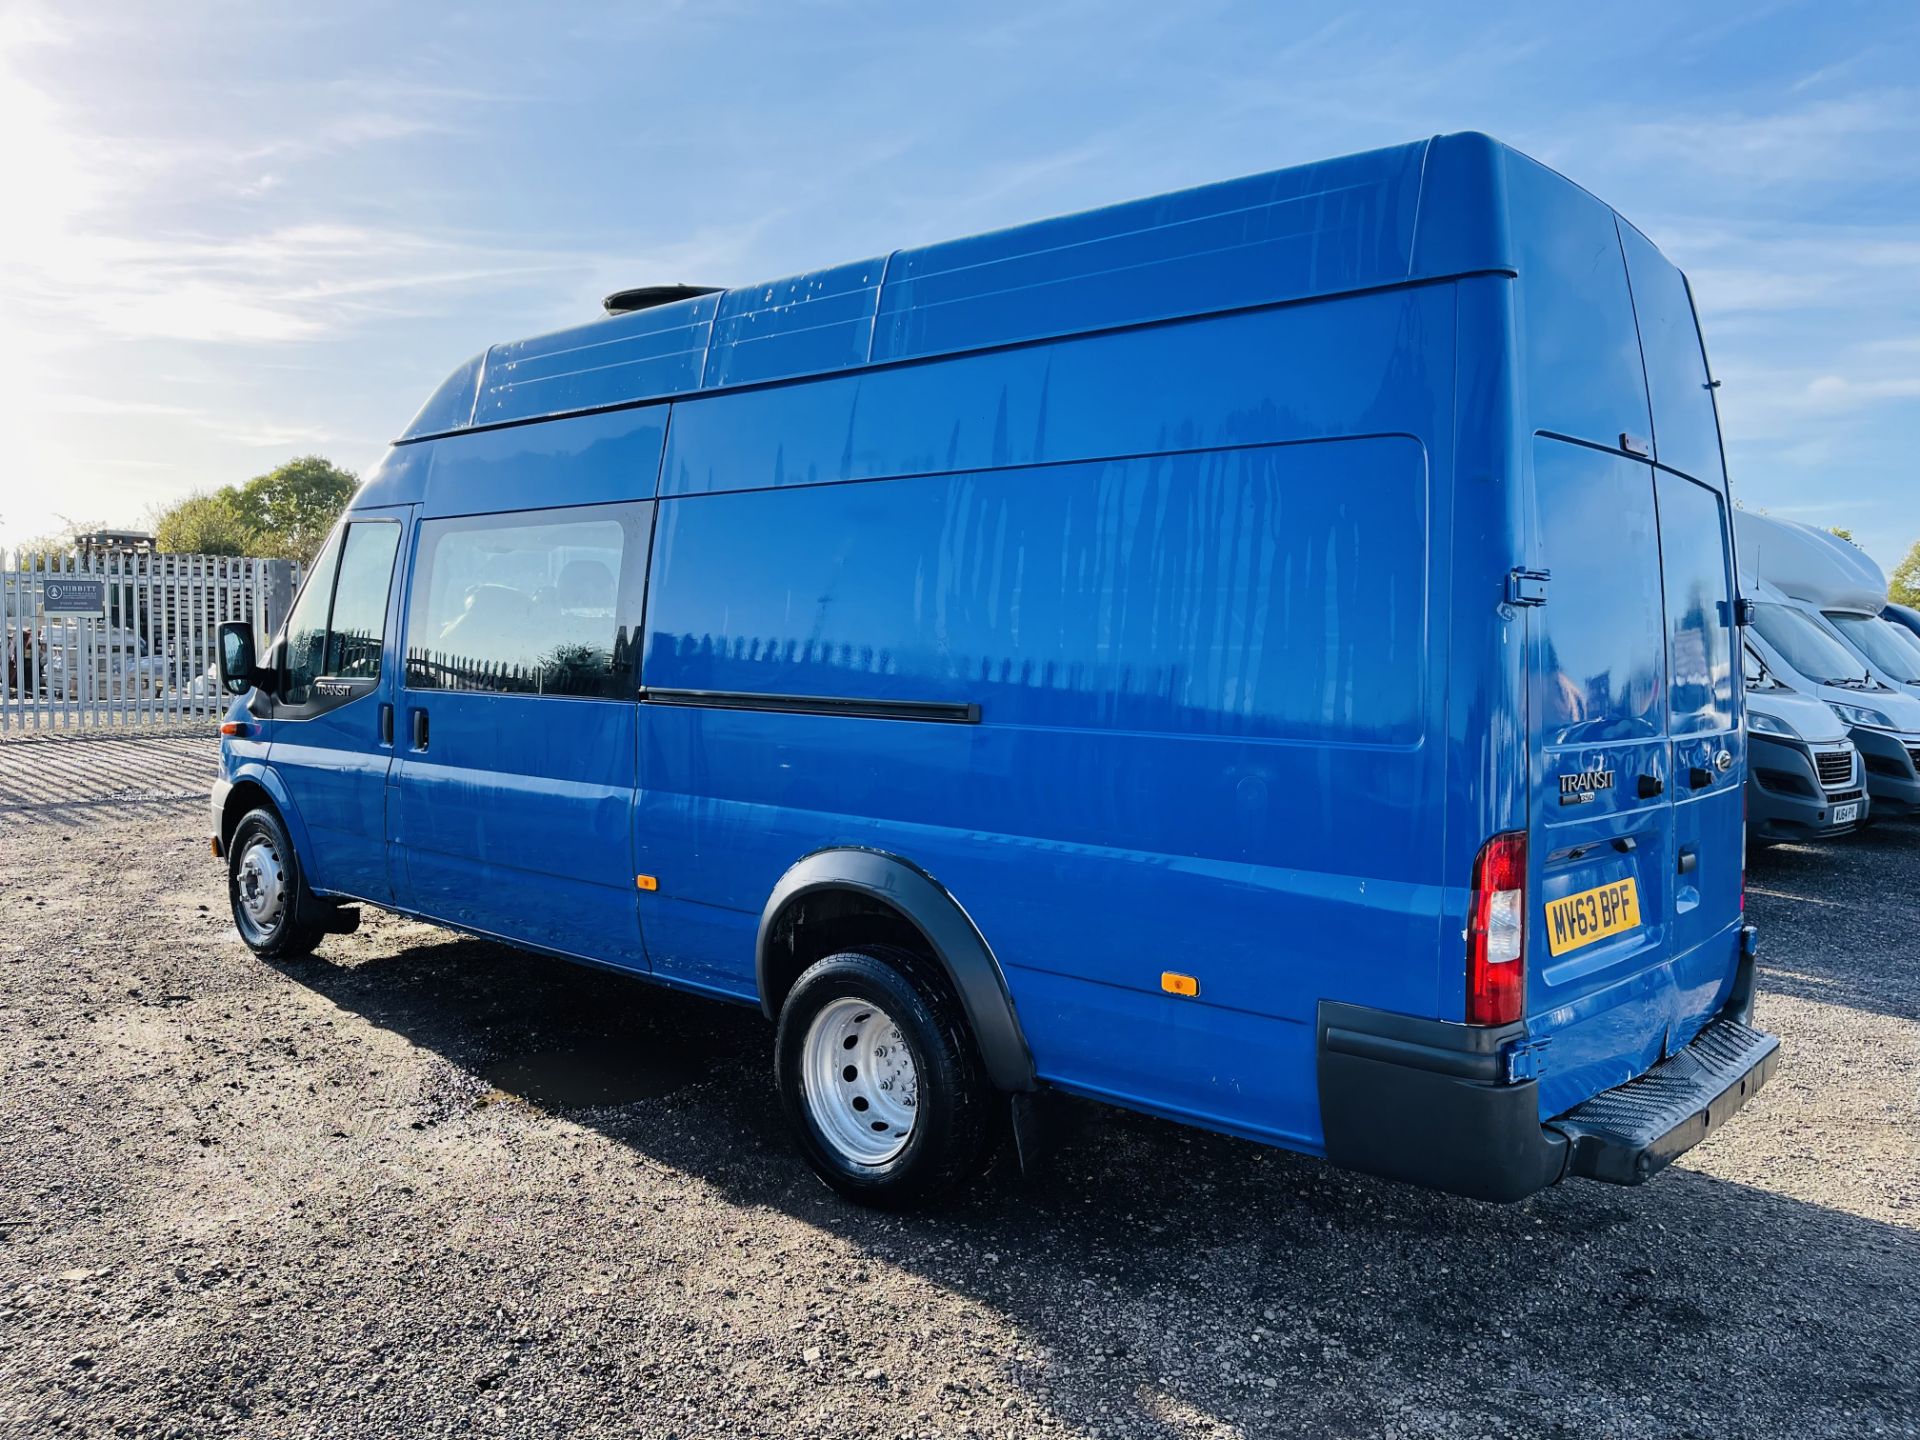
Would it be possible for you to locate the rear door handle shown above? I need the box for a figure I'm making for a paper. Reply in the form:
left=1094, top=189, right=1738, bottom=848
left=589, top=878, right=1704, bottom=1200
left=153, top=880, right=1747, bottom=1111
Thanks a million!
left=379, top=703, right=394, bottom=746
left=410, top=707, right=429, bottom=751
left=1677, top=847, right=1698, bottom=875
left=1638, top=774, right=1664, bottom=798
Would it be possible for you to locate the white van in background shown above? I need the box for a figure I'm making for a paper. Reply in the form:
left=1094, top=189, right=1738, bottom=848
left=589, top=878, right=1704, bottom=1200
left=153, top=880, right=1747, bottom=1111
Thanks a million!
left=1736, top=512, right=1920, bottom=819
left=1743, top=645, right=1866, bottom=844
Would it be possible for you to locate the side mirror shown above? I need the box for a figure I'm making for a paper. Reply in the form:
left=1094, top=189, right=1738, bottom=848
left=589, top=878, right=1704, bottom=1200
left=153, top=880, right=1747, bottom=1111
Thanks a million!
left=217, top=621, right=271, bottom=696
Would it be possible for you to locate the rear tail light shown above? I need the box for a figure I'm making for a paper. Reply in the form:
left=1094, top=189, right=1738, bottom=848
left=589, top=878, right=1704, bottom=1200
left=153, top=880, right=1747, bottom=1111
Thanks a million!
left=1467, top=830, right=1527, bottom=1026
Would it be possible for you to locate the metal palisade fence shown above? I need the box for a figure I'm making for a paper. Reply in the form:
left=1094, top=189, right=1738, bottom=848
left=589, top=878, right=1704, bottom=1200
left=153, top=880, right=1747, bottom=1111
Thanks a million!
left=1, top=549, right=297, bottom=733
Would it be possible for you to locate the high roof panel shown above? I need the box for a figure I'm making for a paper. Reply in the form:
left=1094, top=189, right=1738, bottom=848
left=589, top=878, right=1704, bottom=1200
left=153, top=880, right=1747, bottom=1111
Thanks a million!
left=398, top=132, right=1523, bottom=442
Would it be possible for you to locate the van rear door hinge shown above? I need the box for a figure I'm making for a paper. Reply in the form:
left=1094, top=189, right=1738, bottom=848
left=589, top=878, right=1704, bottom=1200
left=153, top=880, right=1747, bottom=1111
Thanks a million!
left=1506, top=568, right=1550, bottom=607
left=1501, top=1036, right=1551, bottom=1084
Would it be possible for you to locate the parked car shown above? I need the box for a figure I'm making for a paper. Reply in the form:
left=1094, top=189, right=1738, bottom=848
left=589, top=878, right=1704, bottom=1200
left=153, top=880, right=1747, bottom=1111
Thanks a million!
left=1744, top=646, right=1866, bottom=845
left=209, top=132, right=1776, bottom=1208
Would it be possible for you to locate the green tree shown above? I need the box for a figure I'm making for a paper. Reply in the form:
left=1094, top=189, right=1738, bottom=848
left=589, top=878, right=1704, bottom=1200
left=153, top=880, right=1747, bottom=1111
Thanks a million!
left=1891, top=538, right=1920, bottom=608
left=1829, top=527, right=1856, bottom=545
left=152, top=455, right=359, bottom=564
left=232, top=455, right=359, bottom=565
left=153, top=490, right=251, bottom=556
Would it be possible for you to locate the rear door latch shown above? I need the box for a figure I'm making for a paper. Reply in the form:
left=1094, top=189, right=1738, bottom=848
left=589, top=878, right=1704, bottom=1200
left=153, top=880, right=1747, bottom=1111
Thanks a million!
left=1506, top=568, right=1550, bottom=607
left=1501, top=1036, right=1552, bottom=1084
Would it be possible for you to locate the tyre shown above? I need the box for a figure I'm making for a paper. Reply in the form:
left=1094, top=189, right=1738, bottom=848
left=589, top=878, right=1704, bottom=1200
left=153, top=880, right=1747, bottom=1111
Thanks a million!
left=774, top=946, right=1002, bottom=1207
left=227, top=806, right=327, bottom=960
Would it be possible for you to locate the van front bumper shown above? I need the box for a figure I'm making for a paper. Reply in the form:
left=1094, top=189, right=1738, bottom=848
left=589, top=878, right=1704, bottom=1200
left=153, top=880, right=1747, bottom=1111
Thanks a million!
left=1853, top=728, right=1920, bottom=816
left=1316, top=936, right=1777, bottom=1203
left=1748, top=735, right=1867, bottom=841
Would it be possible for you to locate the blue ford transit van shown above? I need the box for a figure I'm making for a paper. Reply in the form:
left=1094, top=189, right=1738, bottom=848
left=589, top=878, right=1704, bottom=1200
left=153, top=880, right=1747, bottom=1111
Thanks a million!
left=212, top=133, right=1776, bottom=1206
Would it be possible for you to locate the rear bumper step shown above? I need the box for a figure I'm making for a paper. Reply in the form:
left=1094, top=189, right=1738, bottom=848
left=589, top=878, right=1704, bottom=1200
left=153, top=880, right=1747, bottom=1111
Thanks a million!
left=1547, top=1018, right=1780, bottom=1187
left=1317, top=952, right=1778, bottom=1203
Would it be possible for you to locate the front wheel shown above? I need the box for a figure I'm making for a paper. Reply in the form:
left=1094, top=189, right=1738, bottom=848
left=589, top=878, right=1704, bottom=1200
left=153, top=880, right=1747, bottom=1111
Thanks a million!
left=774, top=947, right=1001, bottom=1207
left=227, top=807, right=327, bottom=960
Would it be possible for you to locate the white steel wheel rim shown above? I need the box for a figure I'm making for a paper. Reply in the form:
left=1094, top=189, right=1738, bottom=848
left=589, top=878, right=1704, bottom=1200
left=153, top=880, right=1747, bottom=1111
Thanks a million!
left=801, top=996, right=919, bottom=1166
left=233, top=834, right=287, bottom=943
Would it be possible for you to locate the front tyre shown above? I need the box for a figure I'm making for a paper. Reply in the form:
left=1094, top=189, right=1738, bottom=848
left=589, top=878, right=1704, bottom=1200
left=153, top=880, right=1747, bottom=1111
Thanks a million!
left=775, top=947, right=1001, bottom=1207
left=227, top=807, right=326, bottom=960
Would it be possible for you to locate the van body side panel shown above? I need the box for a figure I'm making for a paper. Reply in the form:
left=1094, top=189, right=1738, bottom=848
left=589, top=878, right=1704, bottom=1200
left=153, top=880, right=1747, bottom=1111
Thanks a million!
left=417, top=406, right=668, bottom=518
left=354, top=443, right=432, bottom=510
left=638, top=287, right=1456, bottom=1145
left=662, top=289, right=1445, bottom=500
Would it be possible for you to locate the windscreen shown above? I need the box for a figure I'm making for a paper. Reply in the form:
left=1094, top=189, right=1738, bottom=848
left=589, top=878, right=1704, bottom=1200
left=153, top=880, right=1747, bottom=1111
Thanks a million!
left=1743, top=645, right=1782, bottom=690
left=1751, top=603, right=1868, bottom=685
left=1827, top=612, right=1920, bottom=683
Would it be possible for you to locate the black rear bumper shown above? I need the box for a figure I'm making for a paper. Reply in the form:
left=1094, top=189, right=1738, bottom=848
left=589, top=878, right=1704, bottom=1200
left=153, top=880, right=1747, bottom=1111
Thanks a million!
left=1316, top=939, right=1777, bottom=1203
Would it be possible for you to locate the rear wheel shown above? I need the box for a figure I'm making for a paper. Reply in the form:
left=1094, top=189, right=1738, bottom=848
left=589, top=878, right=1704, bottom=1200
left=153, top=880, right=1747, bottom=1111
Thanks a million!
left=775, top=947, right=1000, bottom=1207
left=227, top=807, right=327, bottom=960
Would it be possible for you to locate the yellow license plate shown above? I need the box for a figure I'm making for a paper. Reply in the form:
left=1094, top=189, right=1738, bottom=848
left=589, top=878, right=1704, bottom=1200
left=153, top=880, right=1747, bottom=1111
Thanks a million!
left=1544, top=877, right=1642, bottom=957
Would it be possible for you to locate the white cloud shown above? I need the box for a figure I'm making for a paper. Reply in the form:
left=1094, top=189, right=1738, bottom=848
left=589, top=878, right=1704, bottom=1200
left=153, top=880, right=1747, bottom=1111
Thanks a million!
left=1621, top=93, right=1917, bottom=189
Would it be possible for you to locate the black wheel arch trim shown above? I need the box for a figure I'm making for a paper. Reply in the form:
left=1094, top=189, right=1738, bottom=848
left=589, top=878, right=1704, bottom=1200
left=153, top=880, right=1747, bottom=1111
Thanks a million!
left=756, top=847, right=1037, bottom=1093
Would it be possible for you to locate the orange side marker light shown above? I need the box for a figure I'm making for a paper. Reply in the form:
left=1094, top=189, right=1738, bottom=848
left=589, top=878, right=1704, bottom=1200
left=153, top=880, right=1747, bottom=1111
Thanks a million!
left=1161, top=972, right=1199, bottom=998
left=635, top=875, right=658, bottom=891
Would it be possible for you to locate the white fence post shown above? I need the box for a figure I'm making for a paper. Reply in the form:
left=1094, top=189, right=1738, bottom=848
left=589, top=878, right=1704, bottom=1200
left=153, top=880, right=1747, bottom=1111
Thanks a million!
left=0, top=544, right=293, bottom=735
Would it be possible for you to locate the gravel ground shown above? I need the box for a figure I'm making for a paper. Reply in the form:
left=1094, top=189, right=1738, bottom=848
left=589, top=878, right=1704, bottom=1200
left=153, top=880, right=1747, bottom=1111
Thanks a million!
left=0, top=736, right=1916, bottom=1439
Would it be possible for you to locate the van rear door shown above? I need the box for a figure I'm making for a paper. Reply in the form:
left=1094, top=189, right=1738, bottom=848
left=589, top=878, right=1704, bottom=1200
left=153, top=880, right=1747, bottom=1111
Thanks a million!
left=1524, top=439, right=1678, bottom=1115
left=1619, top=221, right=1746, bottom=1056
left=1650, top=469, right=1743, bottom=1043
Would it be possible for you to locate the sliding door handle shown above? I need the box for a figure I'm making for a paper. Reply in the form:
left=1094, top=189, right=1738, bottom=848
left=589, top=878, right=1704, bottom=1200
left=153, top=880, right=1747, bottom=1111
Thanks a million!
left=410, top=707, right=429, bottom=751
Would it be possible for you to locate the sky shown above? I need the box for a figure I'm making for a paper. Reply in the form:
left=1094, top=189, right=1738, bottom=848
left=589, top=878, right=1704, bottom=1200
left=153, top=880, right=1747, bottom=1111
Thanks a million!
left=1, top=1, right=1916, bottom=572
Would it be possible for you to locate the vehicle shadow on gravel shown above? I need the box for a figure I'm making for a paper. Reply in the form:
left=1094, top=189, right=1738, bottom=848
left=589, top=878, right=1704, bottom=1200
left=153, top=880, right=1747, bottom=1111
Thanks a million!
left=274, top=922, right=1920, bottom=1438
left=1748, top=815, right=1920, bottom=1023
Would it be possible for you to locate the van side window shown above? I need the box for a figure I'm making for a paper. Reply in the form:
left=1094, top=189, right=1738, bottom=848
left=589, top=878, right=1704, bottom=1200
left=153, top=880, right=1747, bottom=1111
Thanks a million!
left=404, top=504, right=645, bottom=699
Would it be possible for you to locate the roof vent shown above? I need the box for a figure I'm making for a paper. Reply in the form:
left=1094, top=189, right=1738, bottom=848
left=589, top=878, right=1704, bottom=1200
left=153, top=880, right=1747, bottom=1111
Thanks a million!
left=602, top=283, right=721, bottom=316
